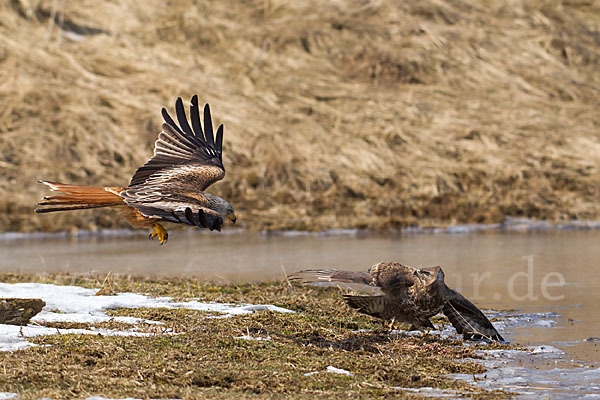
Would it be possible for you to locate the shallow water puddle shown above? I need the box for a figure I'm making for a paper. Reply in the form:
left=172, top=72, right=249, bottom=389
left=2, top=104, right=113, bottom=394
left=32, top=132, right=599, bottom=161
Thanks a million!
left=449, top=311, right=600, bottom=398
left=450, top=346, right=600, bottom=398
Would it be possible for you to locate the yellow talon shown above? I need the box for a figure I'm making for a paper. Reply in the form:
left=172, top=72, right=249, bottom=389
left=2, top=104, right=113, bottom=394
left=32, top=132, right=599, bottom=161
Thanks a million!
left=149, top=223, right=168, bottom=245
left=387, top=318, right=397, bottom=332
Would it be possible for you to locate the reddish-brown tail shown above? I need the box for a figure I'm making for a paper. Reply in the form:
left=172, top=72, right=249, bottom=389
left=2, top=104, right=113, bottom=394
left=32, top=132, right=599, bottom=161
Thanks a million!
left=35, top=180, right=125, bottom=213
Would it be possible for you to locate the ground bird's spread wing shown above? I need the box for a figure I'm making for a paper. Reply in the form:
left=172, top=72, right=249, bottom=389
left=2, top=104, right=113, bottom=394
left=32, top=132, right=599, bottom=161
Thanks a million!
left=122, top=96, right=225, bottom=224
left=292, top=262, right=503, bottom=341
left=289, top=269, right=373, bottom=285
left=368, top=262, right=416, bottom=294
left=442, top=289, right=504, bottom=342
left=342, top=294, right=390, bottom=319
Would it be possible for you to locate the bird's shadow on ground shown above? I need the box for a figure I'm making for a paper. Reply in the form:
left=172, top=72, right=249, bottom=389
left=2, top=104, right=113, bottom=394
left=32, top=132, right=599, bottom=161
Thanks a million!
left=267, top=328, right=442, bottom=353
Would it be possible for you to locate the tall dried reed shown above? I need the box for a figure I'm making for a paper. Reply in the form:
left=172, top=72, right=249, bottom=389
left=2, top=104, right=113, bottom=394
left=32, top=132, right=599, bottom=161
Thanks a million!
left=1, top=0, right=599, bottom=232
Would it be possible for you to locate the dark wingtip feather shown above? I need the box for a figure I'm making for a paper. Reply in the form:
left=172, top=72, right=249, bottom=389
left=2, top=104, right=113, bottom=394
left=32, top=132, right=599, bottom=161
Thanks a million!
left=215, top=124, right=223, bottom=157
left=189, top=95, right=204, bottom=141
left=197, top=209, right=208, bottom=228
left=170, top=211, right=183, bottom=223
left=161, top=108, right=184, bottom=135
left=184, top=207, right=197, bottom=226
left=175, top=97, right=194, bottom=137
left=203, top=104, right=214, bottom=147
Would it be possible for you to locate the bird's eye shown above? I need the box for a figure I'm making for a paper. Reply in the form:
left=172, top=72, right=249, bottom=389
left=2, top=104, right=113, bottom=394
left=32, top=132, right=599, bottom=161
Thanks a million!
left=419, top=270, right=430, bottom=276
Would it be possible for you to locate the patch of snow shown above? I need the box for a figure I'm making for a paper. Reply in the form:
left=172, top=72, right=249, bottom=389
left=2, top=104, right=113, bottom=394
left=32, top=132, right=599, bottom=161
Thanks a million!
left=0, top=282, right=293, bottom=352
left=451, top=343, right=600, bottom=399
left=401, top=387, right=463, bottom=398
left=390, top=325, right=457, bottom=340
left=303, top=366, right=353, bottom=377
left=401, top=218, right=600, bottom=234
left=0, top=323, right=158, bottom=352
left=0, top=283, right=294, bottom=319
left=234, top=335, right=272, bottom=341
left=452, top=366, right=600, bottom=399
left=35, top=312, right=164, bottom=326
left=475, top=345, right=564, bottom=360
left=217, top=304, right=293, bottom=315
left=530, top=345, right=564, bottom=354
left=326, top=366, right=352, bottom=376
left=0, top=393, right=18, bottom=399
left=86, top=397, right=181, bottom=400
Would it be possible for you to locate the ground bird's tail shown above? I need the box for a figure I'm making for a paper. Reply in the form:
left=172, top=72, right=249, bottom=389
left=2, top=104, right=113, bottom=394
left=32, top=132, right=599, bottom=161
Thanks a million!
left=35, top=181, right=125, bottom=213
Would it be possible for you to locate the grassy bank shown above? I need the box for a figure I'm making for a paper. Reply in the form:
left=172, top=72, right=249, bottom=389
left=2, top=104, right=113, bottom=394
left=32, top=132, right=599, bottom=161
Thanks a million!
left=1, top=0, right=599, bottom=233
left=0, top=273, right=510, bottom=399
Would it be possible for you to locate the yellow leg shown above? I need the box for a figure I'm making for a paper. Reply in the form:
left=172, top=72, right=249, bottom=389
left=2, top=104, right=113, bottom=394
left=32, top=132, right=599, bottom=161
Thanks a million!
left=387, top=318, right=397, bottom=332
left=149, top=223, right=168, bottom=245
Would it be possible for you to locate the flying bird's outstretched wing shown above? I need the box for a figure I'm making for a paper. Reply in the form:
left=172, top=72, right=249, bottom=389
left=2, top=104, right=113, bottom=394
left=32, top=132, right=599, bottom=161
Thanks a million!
left=443, top=289, right=504, bottom=342
left=121, top=95, right=225, bottom=227
left=36, top=95, right=234, bottom=245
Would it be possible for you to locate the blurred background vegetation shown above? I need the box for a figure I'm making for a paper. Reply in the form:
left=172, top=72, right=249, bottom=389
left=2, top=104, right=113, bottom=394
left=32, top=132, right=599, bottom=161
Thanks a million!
left=0, top=0, right=599, bottom=233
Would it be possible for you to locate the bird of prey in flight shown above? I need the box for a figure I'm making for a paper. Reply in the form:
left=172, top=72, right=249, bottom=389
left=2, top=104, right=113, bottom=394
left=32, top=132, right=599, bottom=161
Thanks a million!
left=291, top=261, right=504, bottom=341
left=35, top=95, right=236, bottom=244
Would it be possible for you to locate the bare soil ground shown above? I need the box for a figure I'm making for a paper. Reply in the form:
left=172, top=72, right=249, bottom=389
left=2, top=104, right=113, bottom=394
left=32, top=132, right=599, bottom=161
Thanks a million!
left=0, top=272, right=511, bottom=399
left=1, top=0, right=599, bottom=233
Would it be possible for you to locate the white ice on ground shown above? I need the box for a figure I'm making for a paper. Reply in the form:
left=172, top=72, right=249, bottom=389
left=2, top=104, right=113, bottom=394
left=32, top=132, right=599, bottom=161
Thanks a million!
left=233, top=335, right=272, bottom=341
left=530, top=345, right=564, bottom=354
left=0, top=324, right=159, bottom=352
left=0, top=393, right=18, bottom=399
left=86, top=397, right=181, bottom=400
left=35, top=311, right=164, bottom=326
left=326, top=366, right=352, bottom=376
left=303, top=366, right=352, bottom=377
left=0, top=283, right=293, bottom=318
left=386, top=310, right=599, bottom=399
left=452, top=366, right=600, bottom=399
left=0, top=282, right=294, bottom=352
left=401, top=387, right=463, bottom=398
left=451, top=344, right=600, bottom=399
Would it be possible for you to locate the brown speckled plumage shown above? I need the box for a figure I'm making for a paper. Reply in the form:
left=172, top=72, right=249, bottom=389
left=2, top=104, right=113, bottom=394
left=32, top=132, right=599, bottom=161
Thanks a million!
left=291, top=261, right=503, bottom=341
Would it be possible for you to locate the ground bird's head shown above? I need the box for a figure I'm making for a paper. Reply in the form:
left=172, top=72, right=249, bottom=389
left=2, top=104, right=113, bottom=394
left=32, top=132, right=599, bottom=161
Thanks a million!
left=415, top=265, right=444, bottom=286
left=205, top=193, right=236, bottom=224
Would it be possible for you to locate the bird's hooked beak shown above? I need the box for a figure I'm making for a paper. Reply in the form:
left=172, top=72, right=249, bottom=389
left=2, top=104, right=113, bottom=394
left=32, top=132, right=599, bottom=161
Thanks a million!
left=414, top=269, right=430, bottom=282
left=228, top=214, right=237, bottom=224
left=413, top=270, right=422, bottom=281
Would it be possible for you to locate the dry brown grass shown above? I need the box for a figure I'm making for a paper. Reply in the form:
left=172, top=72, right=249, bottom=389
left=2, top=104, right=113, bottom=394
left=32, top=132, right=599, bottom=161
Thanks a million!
left=1, top=0, right=599, bottom=232
left=0, top=272, right=512, bottom=399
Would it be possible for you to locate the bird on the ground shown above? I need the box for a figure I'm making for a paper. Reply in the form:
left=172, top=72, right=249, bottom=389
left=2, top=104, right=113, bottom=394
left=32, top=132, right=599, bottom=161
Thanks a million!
left=290, top=261, right=504, bottom=341
left=35, top=95, right=236, bottom=244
